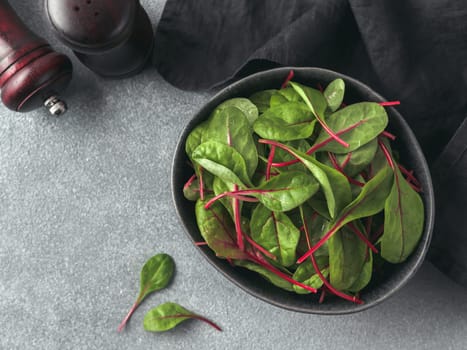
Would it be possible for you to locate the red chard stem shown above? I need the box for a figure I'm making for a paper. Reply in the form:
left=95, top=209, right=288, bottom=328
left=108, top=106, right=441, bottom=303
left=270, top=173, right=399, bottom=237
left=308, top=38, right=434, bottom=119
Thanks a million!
left=297, top=216, right=346, bottom=264
left=371, top=224, right=385, bottom=243
left=117, top=298, right=141, bottom=332
left=263, top=119, right=368, bottom=168
left=381, top=130, right=396, bottom=140
left=243, top=234, right=277, bottom=260
left=317, top=118, right=350, bottom=148
left=341, top=152, right=352, bottom=169
left=233, top=185, right=245, bottom=251
left=365, top=216, right=373, bottom=239
left=319, top=289, right=326, bottom=303
left=199, top=166, right=205, bottom=200
left=378, top=139, right=395, bottom=170
left=281, top=70, right=295, bottom=89
left=247, top=253, right=317, bottom=293
left=347, top=222, right=379, bottom=254
left=328, top=152, right=365, bottom=187
left=379, top=101, right=401, bottom=107
left=266, top=145, right=276, bottom=180
left=310, top=254, right=363, bottom=304
left=189, top=314, right=223, bottom=331
left=183, top=174, right=197, bottom=190
left=204, top=192, right=229, bottom=209
left=398, top=164, right=421, bottom=186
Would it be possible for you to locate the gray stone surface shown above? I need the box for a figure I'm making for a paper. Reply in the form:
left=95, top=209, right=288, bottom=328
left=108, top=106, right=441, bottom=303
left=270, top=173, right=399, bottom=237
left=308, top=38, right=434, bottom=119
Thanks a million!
left=1, top=1, right=466, bottom=349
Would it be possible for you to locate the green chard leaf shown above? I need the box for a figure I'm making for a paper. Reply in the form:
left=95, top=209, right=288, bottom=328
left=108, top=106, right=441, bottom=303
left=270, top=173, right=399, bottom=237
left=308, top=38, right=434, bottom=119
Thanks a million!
left=203, top=106, right=258, bottom=178
left=234, top=260, right=294, bottom=292
left=250, top=203, right=301, bottom=266
left=253, top=102, right=316, bottom=141
left=117, top=254, right=175, bottom=332
left=252, top=171, right=320, bottom=212
left=334, top=139, right=378, bottom=177
left=328, top=225, right=368, bottom=291
left=185, top=121, right=213, bottom=200
left=183, top=176, right=200, bottom=201
left=333, top=166, right=394, bottom=229
left=212, top=177, right=236, bottom=220
left=289, top=81, right=328, bottom=118
left=215, top=98, right=259, bottom=125
left=185, top=121, right=209, bottom=159
left=272, top=139, right=311, bottom=173
left=381, top=166, right=425, bottom=263
left=298, top=203, right=330, bottom=257
left=249, top=89, right=278, bottom=113
left=195, top=199, right=249, bottom=260
left=292, top=255, right=329, bottom=294
left=348, top=249, right=373, bottom=292
left=298, top=165, right=393, bottom=263
left=278, top=87, right=302, bottom=102
left=268, top=142, right=352, bottom=219
left=270, top=93, right=289, bottom=107
left=144, top=302, right=221, bottom=332
left=192, top=141, right=252, bottom=187
left=324, top=78, right=345, bottom=112
left=313, top=102, right=388, bottom=153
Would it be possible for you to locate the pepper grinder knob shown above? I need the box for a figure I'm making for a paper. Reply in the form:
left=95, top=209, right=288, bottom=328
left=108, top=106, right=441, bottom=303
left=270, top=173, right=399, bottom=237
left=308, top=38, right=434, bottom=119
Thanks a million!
left=45, top=0, right=154, bottom=78
left=0, top=0, right=72, bottom=114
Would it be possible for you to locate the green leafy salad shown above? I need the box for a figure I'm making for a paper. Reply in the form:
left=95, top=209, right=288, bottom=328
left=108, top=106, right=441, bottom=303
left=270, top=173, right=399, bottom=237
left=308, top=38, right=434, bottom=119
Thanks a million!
left=183, top=73, right=424, bottom=304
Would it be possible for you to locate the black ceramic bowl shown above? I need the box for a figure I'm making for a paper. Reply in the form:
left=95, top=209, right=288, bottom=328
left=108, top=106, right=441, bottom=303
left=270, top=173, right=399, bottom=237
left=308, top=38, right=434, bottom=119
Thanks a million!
left=172, top=67, right=435, bottom=314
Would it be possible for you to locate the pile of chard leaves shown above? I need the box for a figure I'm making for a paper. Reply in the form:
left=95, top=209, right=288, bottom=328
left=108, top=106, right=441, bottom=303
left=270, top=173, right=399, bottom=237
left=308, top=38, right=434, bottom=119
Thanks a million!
left=183, top=74, right=425, bottom=304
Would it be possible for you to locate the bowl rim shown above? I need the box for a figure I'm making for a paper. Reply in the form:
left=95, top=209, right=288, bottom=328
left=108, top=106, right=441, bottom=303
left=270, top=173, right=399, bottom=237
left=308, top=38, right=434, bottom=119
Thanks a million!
left=171, top=66, right=435, bottom=314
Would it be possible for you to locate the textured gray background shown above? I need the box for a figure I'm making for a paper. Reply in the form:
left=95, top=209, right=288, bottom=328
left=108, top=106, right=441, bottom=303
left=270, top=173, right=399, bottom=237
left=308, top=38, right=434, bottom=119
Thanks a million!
left=1, top=1, right=466, bottom=349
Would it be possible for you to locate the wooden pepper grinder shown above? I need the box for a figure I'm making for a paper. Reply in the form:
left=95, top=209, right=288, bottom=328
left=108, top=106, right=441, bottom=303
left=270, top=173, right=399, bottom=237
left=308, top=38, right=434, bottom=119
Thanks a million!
left=0, top=0, right=73, bottom=115
left=45, top=0, right=154, bottom=78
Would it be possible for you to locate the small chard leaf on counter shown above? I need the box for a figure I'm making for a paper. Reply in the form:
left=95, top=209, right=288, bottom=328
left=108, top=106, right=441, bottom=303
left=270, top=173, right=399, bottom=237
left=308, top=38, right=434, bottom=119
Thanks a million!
left=117, top=254, right=175, bottom=332
left=144, top=302, right=221, bottom=332
left=324, top=78, right=345, bottom=112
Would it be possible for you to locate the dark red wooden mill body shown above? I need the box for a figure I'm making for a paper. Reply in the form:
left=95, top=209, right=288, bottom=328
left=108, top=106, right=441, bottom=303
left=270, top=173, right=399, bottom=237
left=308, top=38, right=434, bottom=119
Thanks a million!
left=0, top=0, right=72, bottom=114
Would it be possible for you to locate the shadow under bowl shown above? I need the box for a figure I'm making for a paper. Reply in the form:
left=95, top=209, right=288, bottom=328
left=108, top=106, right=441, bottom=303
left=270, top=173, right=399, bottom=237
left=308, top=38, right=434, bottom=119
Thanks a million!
left=171, top=67, right=435, bottom=314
